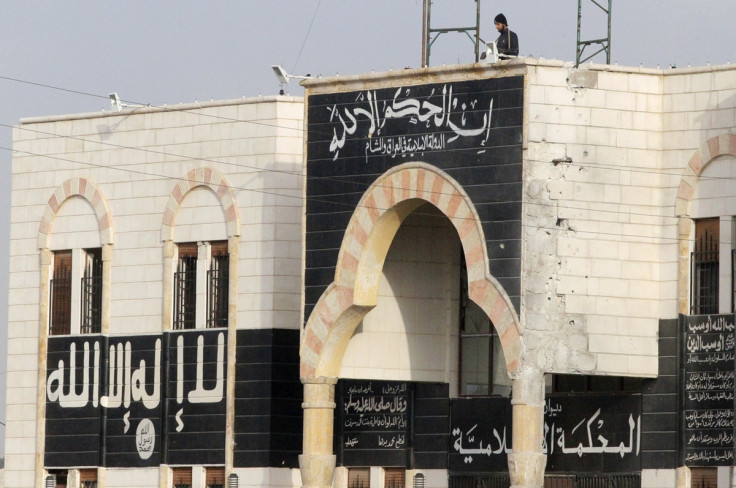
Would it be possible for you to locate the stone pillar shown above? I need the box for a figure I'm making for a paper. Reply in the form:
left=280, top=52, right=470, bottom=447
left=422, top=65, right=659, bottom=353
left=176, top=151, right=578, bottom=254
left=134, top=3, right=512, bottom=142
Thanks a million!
left=225, top=236, right=239, bottom=477
left=35, top=248, right=53, bottom=488
left=677, top=216, right=692, bottom=315
left=507, top=368, right=547, bottom=488
left=101, top=243, right=113, bottom=334
left=300, top=377, right=338, bottom=488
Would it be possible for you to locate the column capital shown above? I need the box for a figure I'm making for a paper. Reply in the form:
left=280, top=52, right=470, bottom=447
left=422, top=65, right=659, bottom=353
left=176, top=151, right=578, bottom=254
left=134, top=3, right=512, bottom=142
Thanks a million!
left=511, top=367, right=545, bottom=406
left=508, top=451, right=547, bottom=488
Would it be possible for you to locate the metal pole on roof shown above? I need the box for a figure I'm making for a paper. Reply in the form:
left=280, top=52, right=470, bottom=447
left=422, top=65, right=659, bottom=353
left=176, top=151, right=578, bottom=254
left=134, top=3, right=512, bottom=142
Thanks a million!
left=423, top=0, right=482, bottom=67
left=576, top=0, right=613, bottom=67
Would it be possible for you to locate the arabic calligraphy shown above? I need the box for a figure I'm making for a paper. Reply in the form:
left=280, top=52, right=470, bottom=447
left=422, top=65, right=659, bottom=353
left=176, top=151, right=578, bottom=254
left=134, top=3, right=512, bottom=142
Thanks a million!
left=47, top=333, right=225, bottom=411
left=341, top=380, right=410, bottom=452
left=451, top=400, right=641, bottom=465
left=326, top=85, right=495, bottom=162
left=682, top=314, right=736, bottom=467
left=685, top=370, right=734, bottom=391
left=685, top=450, right=734, bottom=463
left=135, top=418, right=155, bottom=460
left=684, top=409, right=734, bottom=429
left=686, top=333, right=735, bottom=353
left=687, top=315, right=735, bottom=334
left=344, top=394, right=407, bottom=414
left=377, top=434, right=406, bottom=449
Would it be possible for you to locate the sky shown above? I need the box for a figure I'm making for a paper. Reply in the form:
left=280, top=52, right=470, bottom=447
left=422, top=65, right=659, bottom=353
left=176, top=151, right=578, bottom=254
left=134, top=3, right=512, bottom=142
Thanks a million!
left=1, top=0, right=736, bottom=457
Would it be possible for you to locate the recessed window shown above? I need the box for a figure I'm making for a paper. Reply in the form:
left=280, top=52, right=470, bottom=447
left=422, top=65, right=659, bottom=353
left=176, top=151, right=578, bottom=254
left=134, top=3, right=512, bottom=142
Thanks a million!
left=385, top=468, right=405, bottom=488
left=691, top=218, right=719, bottom=315
left=50, top=251, right=72, bottom=335
left=459, top=258, right=510, bottom=397
left=50, top=248, right=102, bottom=335
left=174, top=241, right=229, bottom=330
left=79, top=468, right=97, bottom=488
left=172, top=467, right=192, bottom=488
left=206, top=467, right=225, bottom=488
left=348, top=468, right=370, bottom=488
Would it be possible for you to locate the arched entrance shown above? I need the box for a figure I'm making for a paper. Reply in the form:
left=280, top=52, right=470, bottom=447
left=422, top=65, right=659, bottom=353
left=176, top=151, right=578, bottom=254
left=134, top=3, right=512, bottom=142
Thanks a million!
left=300, top=163, right=543, bottom=488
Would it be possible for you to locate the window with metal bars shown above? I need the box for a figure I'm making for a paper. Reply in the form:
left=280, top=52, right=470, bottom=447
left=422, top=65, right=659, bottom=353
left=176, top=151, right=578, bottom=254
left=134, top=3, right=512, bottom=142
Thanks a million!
left=348, top=468, right=370, bottom=488
left=691, top=219, right=719, bottom=315
left=50, top=251, right=72, bottom=335
left=172, top=467, right=193, bottom=488
left=690, top=468, right=717, bottom=488
left=79, top=468, right=97, bottom=488
left=206, top=466, right=226, bottom=488
left=81, top=248, right=102, bottom=334
left=207, top=242, right=229, bottom=328
left=174, top=243, right=198, bottom=330
left=385, top=468, right=405, bottom=488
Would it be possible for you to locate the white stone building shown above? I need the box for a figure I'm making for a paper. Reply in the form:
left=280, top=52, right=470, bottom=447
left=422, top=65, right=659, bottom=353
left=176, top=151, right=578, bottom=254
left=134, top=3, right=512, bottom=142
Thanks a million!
left=5, top=59, right=736, bottom=488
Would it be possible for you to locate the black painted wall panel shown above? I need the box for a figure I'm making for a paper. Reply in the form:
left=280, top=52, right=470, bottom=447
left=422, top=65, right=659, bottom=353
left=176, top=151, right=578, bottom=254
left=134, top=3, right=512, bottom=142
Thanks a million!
left=233, top=329, right=302, bottom=468
left=640, top=318, right=679, bottom=470
left=305, top=77, right=524, bottom=323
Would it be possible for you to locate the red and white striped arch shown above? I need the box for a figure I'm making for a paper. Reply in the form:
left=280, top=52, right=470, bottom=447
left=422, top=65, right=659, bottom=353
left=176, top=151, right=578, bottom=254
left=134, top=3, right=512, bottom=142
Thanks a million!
left=300, top=162, right=524, bottom=380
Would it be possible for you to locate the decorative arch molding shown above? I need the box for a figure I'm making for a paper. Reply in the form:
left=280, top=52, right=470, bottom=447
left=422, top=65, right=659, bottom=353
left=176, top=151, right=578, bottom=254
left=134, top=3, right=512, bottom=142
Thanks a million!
left=161, top=166, right=241, bottom=241
left=37, top=177, right=113, bottom=249
left=674, top=134, right=736, bottom=314
left=675, top=134, right=736, bottom=217
left=300, top=162, right=524, bottom=381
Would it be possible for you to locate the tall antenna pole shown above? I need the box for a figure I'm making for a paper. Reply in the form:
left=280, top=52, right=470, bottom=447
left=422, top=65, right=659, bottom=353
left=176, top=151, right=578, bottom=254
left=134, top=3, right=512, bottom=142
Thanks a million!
left=422, top=0, right=428, bottom=67
left=576, top=0, right=612, bottom=67
left=423, top=0, right=482, bottom=67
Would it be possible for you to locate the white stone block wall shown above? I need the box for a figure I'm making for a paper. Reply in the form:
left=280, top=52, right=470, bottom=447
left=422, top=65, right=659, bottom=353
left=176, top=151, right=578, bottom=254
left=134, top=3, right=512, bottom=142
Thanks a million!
left=5, top=97, right=304, bottom=487
left=524, top=61, right=736, bottom=379
left=524, top=62, right=666, bottom=377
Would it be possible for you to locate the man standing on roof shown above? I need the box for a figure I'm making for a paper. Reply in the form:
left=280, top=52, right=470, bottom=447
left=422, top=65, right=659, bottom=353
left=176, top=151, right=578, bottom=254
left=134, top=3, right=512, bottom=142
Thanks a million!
left=494, top=13, right=519, bottom=57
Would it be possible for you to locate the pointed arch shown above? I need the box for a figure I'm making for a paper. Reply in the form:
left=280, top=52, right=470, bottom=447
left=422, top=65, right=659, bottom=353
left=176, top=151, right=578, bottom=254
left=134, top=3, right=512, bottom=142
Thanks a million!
left=300, top=162, right=524, bottom=380
left=161, top=166, right=241, bottom=241
left=37, top=177, right=113, bottom=249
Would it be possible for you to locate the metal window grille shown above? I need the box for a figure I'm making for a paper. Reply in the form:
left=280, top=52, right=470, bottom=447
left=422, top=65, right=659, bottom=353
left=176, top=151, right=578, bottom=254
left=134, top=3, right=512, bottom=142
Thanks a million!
left=449, top=474, right=639, bottom=488
left=207, top=249, right=229, bottom=329
left=691, top=229, right=719, bottom=315
left=173, top=467, right=193, bottom=488
left=544, top=476, right=575, bottom=488
left=50, top=251, right=72, bottom=335
left=174, top=246, right=197, bottom=330
left=348, top=468, right=370, bottom=488
left=385, top=468, right=405, bottom=488
left=690, top=468, right=717, bottom=488
left=449, top=474, right=510, bottom=488
left=81, top=249, right=102, bottom=334
left=207, top=467, right=226, bottom=488
left=575, top=474, right=640, bottom=488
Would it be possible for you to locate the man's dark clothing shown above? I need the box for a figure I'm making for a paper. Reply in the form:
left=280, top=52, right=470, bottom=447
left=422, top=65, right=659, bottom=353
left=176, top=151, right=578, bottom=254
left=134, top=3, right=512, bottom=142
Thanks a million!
left=496, top=27, right=519, bottom=56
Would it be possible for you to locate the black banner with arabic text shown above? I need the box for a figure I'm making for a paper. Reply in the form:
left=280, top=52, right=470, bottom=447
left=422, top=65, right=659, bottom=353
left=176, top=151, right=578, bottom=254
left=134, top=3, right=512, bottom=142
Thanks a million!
left=449, top=394, right=642, bottom=473
left=681, top=314, right=736, bottom=466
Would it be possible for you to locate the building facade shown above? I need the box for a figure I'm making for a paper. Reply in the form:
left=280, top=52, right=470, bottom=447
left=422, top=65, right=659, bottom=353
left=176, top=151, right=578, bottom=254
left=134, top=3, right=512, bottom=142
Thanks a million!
left=5, top=59, right=736, bottom=488
left=6, top=97, right=306, bottom=488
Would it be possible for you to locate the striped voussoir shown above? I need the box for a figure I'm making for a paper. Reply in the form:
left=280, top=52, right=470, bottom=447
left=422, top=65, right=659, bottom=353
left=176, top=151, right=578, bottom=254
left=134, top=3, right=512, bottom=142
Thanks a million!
left=160, top=167, right=241, bottom=241
left=300, top=162, right=524, bottom=380
left=38, top=177, right=113, bottom=249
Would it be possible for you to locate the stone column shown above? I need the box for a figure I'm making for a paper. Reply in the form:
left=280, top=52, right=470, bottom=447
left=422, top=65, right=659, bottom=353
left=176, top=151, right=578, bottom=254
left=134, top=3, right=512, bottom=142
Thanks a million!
left=300, top=377, right=338, bottom=488
left=101, top=243, right=113, bottom=334
left=225, top=236, right=239, bottom=477
left=508, top=368, right=547, bottom=488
